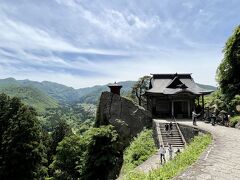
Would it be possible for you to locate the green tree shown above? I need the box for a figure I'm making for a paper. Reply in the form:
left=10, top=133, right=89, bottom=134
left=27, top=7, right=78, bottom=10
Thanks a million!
left=82, top=126, right=120, bottom=180
left=51, top=134, right=86, bottom=179
left=0, top=94, right=47, bottom=180
left=52, top=125, right=120, bottom=180
left=48, top=120, right=72, bottom=176
left=217, top=25, right=240, bottom=101
left=131, top=76, right=151, bottom=106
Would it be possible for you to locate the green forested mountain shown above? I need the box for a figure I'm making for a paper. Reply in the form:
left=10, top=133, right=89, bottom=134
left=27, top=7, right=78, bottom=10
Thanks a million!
left=197, top=83, right=217, bottom=91
left=0, top=78, right=216, bottom=108
left=78, top=81, right=136, bottom=104
left=18, top=79, right=82, bottom=104
left=0, top=78, right=59, bottom=113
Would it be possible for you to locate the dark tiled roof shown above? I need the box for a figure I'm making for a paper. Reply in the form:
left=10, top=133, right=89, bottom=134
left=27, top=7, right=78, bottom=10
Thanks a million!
left=146, top=73, right=213, bottom=95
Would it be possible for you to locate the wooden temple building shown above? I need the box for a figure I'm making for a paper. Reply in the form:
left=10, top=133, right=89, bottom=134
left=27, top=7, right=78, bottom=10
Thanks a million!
left=145, top=73, right=213, bottom=119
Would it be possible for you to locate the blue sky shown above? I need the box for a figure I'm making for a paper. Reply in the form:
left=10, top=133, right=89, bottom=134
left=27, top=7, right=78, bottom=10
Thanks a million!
left=0, top=0, right=239, bottom=88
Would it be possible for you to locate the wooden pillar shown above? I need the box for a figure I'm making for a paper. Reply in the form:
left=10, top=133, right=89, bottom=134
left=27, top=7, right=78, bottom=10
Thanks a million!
left=171, top=101, right=174, bottom=118
left=197, top=96, right=200, bottom=106
left=202, top=94, right=204, bottom=113
left=188, top=100, right=191, bottom=118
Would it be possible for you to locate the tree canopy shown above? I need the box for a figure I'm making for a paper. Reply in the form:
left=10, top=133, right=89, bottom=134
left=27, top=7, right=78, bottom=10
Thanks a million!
left=52, top=125, right=120, bottom=180
left=217, top=25, right=240, bottom=100
left=0, top=93, right=47, bottom=180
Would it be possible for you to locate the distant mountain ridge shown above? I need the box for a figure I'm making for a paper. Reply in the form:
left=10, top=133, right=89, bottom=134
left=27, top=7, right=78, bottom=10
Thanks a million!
left=0, top=78, right=217, bottom=111
left=0, top=78, right=59, bottom=113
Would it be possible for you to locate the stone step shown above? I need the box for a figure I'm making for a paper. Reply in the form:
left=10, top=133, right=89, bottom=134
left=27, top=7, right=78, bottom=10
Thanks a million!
left=161, top=133, right=181, bottom=135
left=163, top=140, right=183, bottom=143
left=161, top=136, right=182, bottom=139
left=163, top=143, right=184, bottom=146
left=161, top=135, right=181, bottom=137
left=157, top=123, right=185, bottom=148
left=162, top=138, right=183, bottom=141
left=162, top=139, right=183, bottom=142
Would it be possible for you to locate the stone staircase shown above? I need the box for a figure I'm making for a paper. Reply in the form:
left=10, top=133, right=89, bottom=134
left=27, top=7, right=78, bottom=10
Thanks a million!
left=158, top=122, right=185, bottom=148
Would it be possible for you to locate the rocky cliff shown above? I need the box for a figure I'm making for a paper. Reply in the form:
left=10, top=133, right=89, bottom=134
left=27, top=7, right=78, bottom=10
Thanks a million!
left=96, top=91, right=152, bottom=146
left=95, top=91, right=152, bottom=179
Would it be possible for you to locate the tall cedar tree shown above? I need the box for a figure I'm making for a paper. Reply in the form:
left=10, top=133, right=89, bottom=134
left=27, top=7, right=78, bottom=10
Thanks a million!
left=0, top=93, right=47, bottom=180
left=217, top=25, right=240, bottom=101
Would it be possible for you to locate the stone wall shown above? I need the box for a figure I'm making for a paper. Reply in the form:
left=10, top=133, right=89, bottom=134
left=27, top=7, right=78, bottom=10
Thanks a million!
left=178, top=124, right=208, bottom=143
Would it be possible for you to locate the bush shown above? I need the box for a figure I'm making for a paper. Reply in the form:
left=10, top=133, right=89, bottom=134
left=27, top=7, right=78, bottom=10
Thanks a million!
left=122, top=129, right=157, bottom=175
left=126, top=134, right=212, bottom=180
left=229, top=115, right=240, bottom=127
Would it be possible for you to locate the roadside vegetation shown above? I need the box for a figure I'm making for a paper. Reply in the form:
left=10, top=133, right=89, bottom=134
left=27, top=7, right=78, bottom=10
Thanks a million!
left=125, top=134, right=212, bottom=180
left=205, top=26, right=240, bottom=125
left=121, top=129, right=157, bottom=176
left=229, top=115, right=240, bottom=127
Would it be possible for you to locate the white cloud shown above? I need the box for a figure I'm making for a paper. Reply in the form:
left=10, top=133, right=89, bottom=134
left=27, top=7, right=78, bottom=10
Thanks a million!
left=0, top=0, right=239, bottom=88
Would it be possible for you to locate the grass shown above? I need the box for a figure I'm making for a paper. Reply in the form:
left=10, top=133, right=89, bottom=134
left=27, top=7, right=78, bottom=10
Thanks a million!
left=121, top=129, right=157, bottom=176
left=229, top=115, right=240, bottom=127
left=125, top=134, right=212, bottom=180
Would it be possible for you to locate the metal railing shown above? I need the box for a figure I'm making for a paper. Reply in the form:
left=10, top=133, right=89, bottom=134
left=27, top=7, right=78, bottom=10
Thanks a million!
left=172, top=116, right=187, bottom=148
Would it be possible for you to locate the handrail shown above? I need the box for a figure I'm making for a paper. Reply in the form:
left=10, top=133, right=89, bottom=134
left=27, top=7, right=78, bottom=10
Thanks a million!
left=175, top=120, right=187, bottom=147
left=157, top=123, right=165, bottom=148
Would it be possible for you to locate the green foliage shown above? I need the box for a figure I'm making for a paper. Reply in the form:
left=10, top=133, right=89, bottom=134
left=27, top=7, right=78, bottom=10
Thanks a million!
left=132, top=76, right=151, bottom=106
left=51, top=134, right=86, bottom=179
left=82, top=126, right=120, bottom=180
left=122, top=129, right=157, bottom=175
left=230, top=95, right=240, bottom=112
left=217, top=25, right=240, bottom=101
left=126, top=134, right=212, bottom=180
left=48, top=120, right=72, bottom=175
left=0, top=93, right=48, bottom=180
left=204, top=90, right=229, bottom=110
left=41, top=103, right=96, bottom=132
left=52, top=125, right=120, bottom=180
left=229, top=115, right=240, bottom=127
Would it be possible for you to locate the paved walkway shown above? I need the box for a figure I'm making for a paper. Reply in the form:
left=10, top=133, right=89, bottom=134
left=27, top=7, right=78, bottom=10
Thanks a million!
left=176, top=121, right=240, bottom=180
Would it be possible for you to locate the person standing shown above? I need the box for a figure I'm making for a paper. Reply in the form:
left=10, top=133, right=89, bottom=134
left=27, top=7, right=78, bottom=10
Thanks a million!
left=159, top=145, right=166, bottom=164
left=165, top=123, right=169, bottom=135
left=192, top=109, right=199, bottom=126
left=168, top=144, right=173, bottom=160
left=169, top=122, right=173, bottom=135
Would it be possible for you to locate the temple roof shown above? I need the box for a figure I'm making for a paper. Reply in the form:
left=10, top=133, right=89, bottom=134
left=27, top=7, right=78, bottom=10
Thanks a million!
left=146, top=73, right=213, bottom=95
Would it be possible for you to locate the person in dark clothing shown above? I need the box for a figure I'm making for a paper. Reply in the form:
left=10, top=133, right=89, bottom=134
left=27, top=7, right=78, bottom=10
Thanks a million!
left=165, top=123, right=169, bottom=135
left=169, top=122, right=173, bottom=135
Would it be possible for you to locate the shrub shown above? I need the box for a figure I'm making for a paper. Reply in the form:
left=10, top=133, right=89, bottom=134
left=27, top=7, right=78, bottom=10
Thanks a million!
left=122, top=129, right=157, bottom=175
left=229, top=115, right=240, bottom=127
